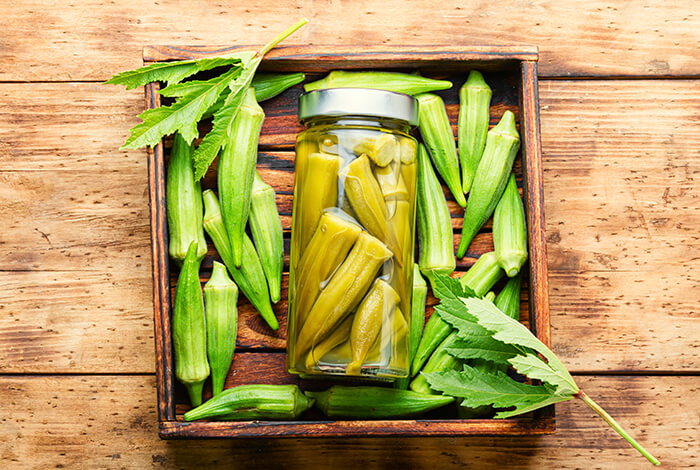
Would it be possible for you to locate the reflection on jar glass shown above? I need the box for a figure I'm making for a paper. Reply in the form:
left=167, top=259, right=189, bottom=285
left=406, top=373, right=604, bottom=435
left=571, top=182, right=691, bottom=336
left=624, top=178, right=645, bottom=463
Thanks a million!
left=287, top=88, right=419, bottom=379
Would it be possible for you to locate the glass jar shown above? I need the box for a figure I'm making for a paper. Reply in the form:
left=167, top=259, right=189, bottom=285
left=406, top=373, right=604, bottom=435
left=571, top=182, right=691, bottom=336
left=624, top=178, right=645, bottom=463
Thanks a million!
left=287, top=88, right=419, bottom=379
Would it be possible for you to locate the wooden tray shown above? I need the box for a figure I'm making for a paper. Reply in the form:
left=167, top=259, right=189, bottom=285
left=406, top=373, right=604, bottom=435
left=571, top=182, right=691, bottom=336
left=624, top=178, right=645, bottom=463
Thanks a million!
left=143, top=45, right=551, bottom=439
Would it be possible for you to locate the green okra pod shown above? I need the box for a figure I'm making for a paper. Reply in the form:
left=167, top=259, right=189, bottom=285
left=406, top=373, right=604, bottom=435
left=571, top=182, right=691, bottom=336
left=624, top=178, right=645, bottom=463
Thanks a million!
left=167, top=133, right=207, bottom=262
left=410, top=252, right=504, bottom=376
left=493, top=172, right=528, bottom=277
left=252, top=72, right=306, bottom=102
left=202, top=190, right=279, bottom=330
left=484, top=291, right=496, bottom=302
left=297, top=152, right=341, bottom=255
left=416, top=93, right=466, bottom=207
left=458, top=70, right=492, bottom=193
left=495, top=270, right=523, bottom=321
left=173, top=242, right=210, bottom=406
left=183, top=384, right=314, bottom=421
left=410, top=330, right=463, bottom=395
left=395, top=265, right=428, bottom=389
left=347, top=280, right=401, bottom=375
left=457, top=111, right=520, bottom=257
left=249, top=171, right=284, bottom=303
left=204, top=261, right=238, bottom=397
left=304, top=70, right=452, bottom=96
left=306, top=385, right=454, bottom=418
left=295, top=232, right=393, bottom=359
left=416, top=143, right=455, bottom=278
left=342, top=154, right=402, bottom=262
left=218, top=87, right=265, bottom=268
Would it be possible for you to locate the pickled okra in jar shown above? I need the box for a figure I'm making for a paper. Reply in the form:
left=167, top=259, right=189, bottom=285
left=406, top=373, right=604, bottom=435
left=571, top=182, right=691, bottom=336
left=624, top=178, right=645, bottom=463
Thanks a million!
left=287, top=88, right=419, bottom=378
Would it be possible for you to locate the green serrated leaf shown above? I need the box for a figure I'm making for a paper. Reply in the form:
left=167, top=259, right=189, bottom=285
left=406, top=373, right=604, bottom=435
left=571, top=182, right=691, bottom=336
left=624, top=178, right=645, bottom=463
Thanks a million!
left=121, top=67, right=240, bottom=149
left=105, top=55, right=249, bottom=91
left=493, top=393, right=573, bottom=418
left=460, top=297, right=579, bottom=394
left=430, top=272, right=477, bottom=300
left=509, top=353, right=579, bottom=396
left=425, top=366, right=557, bottom=414
left=159, top=54, right=255, bottom=98
left=191, top=56, right=263, bottom=180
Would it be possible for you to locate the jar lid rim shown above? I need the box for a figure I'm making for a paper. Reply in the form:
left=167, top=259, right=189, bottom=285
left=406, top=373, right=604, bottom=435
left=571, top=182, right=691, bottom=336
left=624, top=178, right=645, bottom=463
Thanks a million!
left=298, top=88, right=419, bottom=126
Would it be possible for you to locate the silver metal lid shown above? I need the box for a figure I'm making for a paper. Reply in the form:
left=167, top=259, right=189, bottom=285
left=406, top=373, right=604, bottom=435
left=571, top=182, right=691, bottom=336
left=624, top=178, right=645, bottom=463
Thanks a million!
left=298, top=88, right=419, bottom=126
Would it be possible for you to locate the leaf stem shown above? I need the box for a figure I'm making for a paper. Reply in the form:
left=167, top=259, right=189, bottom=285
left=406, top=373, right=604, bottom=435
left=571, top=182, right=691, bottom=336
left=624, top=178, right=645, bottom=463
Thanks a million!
left=575, top=390, right=660, bottom=466
left=257, top=18, right=309, bottom=57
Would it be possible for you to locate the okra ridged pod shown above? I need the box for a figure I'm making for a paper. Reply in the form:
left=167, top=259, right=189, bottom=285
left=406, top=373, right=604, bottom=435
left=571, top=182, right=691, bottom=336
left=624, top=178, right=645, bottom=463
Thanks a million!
left=183, top=384, right=314, bottom=421
left=457, top=111, right=520, bottom=257
left=483, top=291, right=496, bottom=302
left=173, top=242, right=210, bottom=406
left=306, top=315, right=353, bottom=370
left=493, top=172, right=528, bottom=277
left=218, top=87, right=265, bottom=268
left=342, top=154, right=402, bottom=262
left=252, top=72, right=306, bottom=102
left=388, top=199, right=414, bottom=318
left=495, top=271, right=523, bottom=321
left=295, top=232, right=393, bottom=358
left=290, top=137, right=317, bottom=269
left=298, top=152, right=341, bottom=254
left=374, top=164, right=408, bottom=218
left=249, top=171, right=284, bottom=303
left=167, top=133, right=207, bottom=262
left=395, top=266, right=428, bottom=389
left=304, top=70, right=452, bottom=96
left=410, top=330, right=463, bottom=395
left=353, top=133, right=401, bottom=167
left=458, top=70, right=492, bottom=193
left=202, top=190, right=278, bottom=331
left=292, top=211, right=362, bottom=337
left=306, top=385, right=454, bottom=418
left=416, top=93, right=466, bottom=207
left=400, top=137, right=418, bottom=164
left=410, top=252, right=504, bottom=376
left=347, top=280, right=401, bottom=375
left=204, top=261, right=238, bottom=396
left=416, top=143, right=455, bottom=278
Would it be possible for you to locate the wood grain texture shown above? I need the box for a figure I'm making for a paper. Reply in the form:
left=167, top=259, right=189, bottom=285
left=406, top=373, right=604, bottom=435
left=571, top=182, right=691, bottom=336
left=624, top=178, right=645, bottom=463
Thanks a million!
left=2, top=0, right=699, bottom=80
left=2, top=375, right=695, bottom=467
left=1, top=78, right=698, bottom=373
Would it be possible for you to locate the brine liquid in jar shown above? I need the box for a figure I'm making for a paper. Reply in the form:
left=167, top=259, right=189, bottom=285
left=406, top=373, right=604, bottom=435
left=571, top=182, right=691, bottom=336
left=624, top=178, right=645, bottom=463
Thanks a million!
left=287, top=88, right=419, bottom=379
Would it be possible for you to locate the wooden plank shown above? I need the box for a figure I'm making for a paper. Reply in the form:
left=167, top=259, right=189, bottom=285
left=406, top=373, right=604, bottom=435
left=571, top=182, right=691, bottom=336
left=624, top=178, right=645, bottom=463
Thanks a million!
left=2, top=375, right=693, bottom=467
left=2, top=1, right=699, bottom=80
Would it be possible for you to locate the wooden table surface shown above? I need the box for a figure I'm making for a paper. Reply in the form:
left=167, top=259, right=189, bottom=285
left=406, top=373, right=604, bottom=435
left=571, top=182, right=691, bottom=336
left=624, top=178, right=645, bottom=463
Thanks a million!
left=1, top=1, right=698, bottom=468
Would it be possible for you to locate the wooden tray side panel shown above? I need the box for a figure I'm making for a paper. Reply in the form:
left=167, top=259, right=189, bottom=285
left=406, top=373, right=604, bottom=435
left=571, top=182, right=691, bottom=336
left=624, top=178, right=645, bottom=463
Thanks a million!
left=145, top=82, right=175, bottom=422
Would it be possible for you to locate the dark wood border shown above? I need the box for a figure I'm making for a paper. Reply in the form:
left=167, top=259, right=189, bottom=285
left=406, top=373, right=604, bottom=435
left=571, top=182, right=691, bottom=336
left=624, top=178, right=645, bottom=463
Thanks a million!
left=144, top=45, right=552, bottom=438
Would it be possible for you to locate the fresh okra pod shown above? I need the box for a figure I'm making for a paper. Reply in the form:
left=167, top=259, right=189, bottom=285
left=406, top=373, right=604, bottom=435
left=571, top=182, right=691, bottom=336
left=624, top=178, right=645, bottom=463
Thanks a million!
left=495, top=271, right=523, bottom=321
left=183, top=384, right=314, bottom=421
left=292, top=211, right=362, bottom=336
left=218, top=87, right=265, bottom=268
left=484, top=291, right=496, bottom=302
left=166, top=133, right=207, bottom=262
left=416, top=143, right=455, bottom=278
left=304, top=70, right=452, bottom=96
left=457, top=111, right=520, bottom=257
left=295, top=232, right=393, bottom=359
left=493, top=172, right=528, bottom=277
left=252, top=72, right=306, bottom=102
left=410, top=330, right=463, bottom=395
left=410, top=252, right=504, bottom=376
left=204, top=261, right=238, bottom=396
left=306, top=385, right=454, bottom=418
left=458, top=71, right=492, bottom=193
left=416, top=93, right=466, bottom=207
left=172, top=242, right=210, bottom=406
left=347, top=280, right=401, bottom=375
left=297, top=152, right=341, bottom=254
left=342, top=154, right=402, bottom=262
left=395, top=266, right=428, bottom=389
left=249, top=171, right=284, bottom=303
left=202, top=190, right=279, bottom=330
